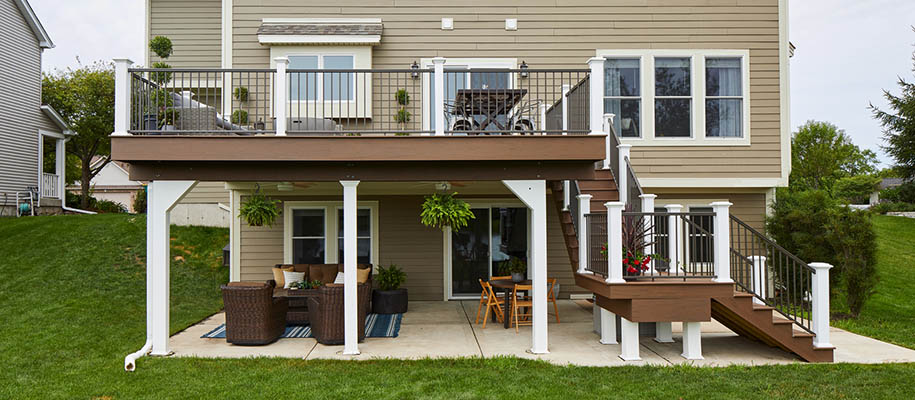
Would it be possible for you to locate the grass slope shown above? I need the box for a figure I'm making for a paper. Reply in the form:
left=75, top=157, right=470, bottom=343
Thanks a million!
left=832, top=215, right=915, bottom=349
left=0, top=214, right=914, bottom=399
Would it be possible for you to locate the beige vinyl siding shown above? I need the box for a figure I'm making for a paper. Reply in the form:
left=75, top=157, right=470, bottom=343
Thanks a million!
left=0, top=0, right=44, bottom=207
left=180, top=181, right=230, bottom=204
left=238, top=193, right=577, bottom=300
left=227, top=0, right=784, bottom=181
left=149, top=0, right=221, bottom=68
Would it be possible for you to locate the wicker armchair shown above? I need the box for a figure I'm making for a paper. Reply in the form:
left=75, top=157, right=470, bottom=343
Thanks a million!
left=221, top=281, right=288, bottom=345
left=307, top=283, right=371, bottom=345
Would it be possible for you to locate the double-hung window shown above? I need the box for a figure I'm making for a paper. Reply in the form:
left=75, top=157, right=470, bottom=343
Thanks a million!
left=705, top=58, right=743, bottom=138
left=604, top=59, right=641, bottom=138
left=654, top=57, right=692, bottom=138
left=291, top=209, right=326, bottom=264
left=286, top=202, right=377, bottom=265
left=337, top=208, right=372, bottom=264
left=288, top=54, right=355, bottom=101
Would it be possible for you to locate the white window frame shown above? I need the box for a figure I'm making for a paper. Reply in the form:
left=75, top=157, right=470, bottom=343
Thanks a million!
left=596, top=49, right=751, bottom=146
left=419, top=58, right=518, bottom=132
left=283, top=201, right=379, bottom=266
left=603, top=57, right=645, bottom=138
left=285, top=53, right=357, bottom=102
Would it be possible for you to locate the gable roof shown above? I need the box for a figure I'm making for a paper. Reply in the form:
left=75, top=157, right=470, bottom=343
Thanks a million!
left=13, top=0, right=53, bottom=49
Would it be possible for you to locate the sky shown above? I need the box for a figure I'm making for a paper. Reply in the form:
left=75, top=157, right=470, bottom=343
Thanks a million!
left=29, top=0, right=915, bottom=166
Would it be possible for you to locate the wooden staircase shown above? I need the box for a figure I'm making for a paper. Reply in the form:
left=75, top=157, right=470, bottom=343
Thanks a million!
left=548, top=173, right=835, bottom=363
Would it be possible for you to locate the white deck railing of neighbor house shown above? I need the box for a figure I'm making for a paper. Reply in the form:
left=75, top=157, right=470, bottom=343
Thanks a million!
left=41, top=173, right=59, bottom=199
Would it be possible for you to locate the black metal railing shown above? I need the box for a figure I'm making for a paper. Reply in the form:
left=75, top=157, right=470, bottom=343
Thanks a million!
left=566, top=75, right=590, bottom=133
left=569, top=180, right=582, bottom=235
left=129, top=68, right=276, bottom=135
left=730, top=216, right=815, bottom=333
left=620, top=211, right=717, bottom=281
left=625, top=157, right=643, bottom=207
left=585, top=213, right=608, bottom=276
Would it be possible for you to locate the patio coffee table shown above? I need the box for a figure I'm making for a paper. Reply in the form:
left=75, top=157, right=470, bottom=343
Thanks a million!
left=274, top=288, right=321, bottom=324
left=489, top=279, right=532, bottom=329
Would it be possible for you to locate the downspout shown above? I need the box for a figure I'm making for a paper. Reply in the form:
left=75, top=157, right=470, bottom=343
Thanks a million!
left=125, top=232, right=155, bottom=371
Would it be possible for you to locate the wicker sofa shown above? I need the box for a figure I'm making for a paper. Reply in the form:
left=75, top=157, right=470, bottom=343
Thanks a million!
left=273, top=263, right=373, bottom=324
left=307, top=283, right=372, bottom=345
left=220, top=281, right=288, bottom=345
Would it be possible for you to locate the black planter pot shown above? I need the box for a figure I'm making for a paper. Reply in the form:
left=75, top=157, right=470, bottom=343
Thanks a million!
left=372, top=288, right=408, bottom=314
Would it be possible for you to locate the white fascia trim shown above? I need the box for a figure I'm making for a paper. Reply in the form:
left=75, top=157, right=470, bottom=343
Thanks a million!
left=221, top=0, right=233, bottom=68
left=778, top=0, right=792, bottom=185
left=38, top=129, right=65, bottom=140
left=14, top=0, right=53, bottom=48
left=596, top=49, right=751, bottom=147
left=640, top=177, right=787, bottom=189
left=262, top=18, right=382, bottom=24
left=40, top=105, right=74, bottom=135
left=258, top=35, right=380, bottom=46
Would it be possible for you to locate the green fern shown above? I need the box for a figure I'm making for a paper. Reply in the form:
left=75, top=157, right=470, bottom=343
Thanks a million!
left=420, top=192, right=475, bottom=231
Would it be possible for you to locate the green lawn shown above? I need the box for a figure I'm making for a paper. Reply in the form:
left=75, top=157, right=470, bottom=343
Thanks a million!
left=832, top=215, right=915, bottom=349
left=1, top=214, right=915, bottom=399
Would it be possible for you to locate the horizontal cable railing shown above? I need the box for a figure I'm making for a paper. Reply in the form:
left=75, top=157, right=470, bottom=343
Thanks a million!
left=129, top=68, right=276, bottom=135
left=730, top=216, right=815, bottom=333
left=585, top=213, right=608, bottom=276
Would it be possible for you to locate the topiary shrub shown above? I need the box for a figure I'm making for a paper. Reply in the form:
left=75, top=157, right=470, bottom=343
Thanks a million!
left=149, top=36, right=173, bottom=59
left=231, top=109, right=249, bottom=125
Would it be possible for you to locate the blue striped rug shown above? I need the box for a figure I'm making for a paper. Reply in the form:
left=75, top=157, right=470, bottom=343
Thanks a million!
left=202, top=313, right=402, bottom=339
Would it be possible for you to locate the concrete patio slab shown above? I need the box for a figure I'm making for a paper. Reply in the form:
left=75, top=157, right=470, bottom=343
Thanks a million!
left=170, top=312, right=315, bottom=358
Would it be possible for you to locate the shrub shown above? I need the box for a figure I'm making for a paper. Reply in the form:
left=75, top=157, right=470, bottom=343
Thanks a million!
left=66, top=191, right=96, bottom=209
left=833, top=175, right=880, bottom=204
left=767, top=189, right=838, bottom=268
left=150, top=62, right=173, bottom=84
left=132, top=187, right=147, bottom=213
left=149, top=36, right=173, bottom=59
left=829, top=207, right=878, bottom=317
left=95, top=200, right=127, bottom=214
left=870, top=201, right=915, bottom=214
left=879, top=182, right=915, bottom=203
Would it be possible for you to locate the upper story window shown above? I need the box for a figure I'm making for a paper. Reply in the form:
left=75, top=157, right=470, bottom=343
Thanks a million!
left=288, top=54, right=355, bottom=101
left=599, top=50, right=750, bottom=146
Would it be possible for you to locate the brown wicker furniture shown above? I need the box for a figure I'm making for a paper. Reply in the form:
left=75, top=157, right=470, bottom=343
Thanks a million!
left=273, top=288, right=321, bottom=324
left=221, top=281, right=288, bottom=345
left=272, top=263, right=373, bottom=324
left=307, top=283, right=372, bottom=345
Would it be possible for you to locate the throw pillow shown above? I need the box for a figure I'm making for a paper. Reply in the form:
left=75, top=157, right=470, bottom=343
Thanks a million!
left=272, top=266, right=294, bottom=287
left=283, top=271, right=306, bottom=289
left=356, top=267, right=370, bottom=284
left=333, top=272, right=345, bottom=284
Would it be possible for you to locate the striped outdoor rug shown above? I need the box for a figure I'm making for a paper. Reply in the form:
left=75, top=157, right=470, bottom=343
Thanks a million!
left=202, top=313, right=402, bottom=339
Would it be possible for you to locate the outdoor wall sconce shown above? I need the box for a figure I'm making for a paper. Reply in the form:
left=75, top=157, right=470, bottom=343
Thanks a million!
left=411, top=61, right=420, bottom=78
left=520, top=61, right=529, bottom=78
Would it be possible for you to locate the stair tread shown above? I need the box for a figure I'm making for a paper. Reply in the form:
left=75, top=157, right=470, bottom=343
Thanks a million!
left=792, top=331, right=815, bottom=338
left=753, top=305, right=775, bottom=311
left=772, top=319, right=794, bottom=325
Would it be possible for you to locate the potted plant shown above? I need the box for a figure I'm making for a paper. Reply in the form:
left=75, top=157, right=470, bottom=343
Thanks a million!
left=234, top=86, right=249, bottom=102
left=238, top=185, right=280, bottom=227
left=394, top=88, right=411, bottom=130
left=372, top=264, right=408, bottom=314
left=420, top=192, right=475, bottom=230
left=601, top=204, right=664, bottom=279
left=289, top=279, right=323, bottom=290
left=231, top=109, right=249, bottom=125
left=499, top=256, right=527, bottom=282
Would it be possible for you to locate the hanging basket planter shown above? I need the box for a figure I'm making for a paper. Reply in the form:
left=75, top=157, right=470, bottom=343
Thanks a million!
left=420, top=192, right=475, bottom=231
left=239, top=185, right=281, bottom=227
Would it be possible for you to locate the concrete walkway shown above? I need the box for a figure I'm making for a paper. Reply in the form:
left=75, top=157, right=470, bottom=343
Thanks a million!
left=169, top=300, right=915, bottom=366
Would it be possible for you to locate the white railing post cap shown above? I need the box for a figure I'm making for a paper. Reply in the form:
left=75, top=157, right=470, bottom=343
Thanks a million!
left=639, top=194, right=657, bottom=200
left=274, top=56, right=289, bottom=64
left=577, top=194, right=593, bottom=200
left=113, top=57, right=134, bottom=64
left=809, top=262, right=833, bottom=271
left=710, top=201, right=733, bottom=208
left=432, top=57, right=446, bottom=64
left=605, top=201, right=625, bottom=209
left=587, top=56, right=605, bottom=64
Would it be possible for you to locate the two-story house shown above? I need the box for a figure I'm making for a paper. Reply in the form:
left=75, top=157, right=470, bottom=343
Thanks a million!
left=0, top=0, right=75, bottom=216
left=121, top=0, right=836, bottom=370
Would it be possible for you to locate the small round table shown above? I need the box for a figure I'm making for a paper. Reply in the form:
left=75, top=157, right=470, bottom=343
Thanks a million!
left=489, top=279, right=532, bottom=329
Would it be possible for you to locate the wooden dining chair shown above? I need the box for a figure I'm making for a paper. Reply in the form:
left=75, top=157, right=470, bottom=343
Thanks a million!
left=511, top=284, right=533, bottom=333
left=490, top=275, right=512, bottom=281
left=475, top=279, right=504, bottom=328
left=548, top=278, right=560, bottom=324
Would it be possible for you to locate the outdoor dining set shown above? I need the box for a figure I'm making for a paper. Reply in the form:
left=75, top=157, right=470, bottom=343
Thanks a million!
left=475, top=277, right=561, bottom=332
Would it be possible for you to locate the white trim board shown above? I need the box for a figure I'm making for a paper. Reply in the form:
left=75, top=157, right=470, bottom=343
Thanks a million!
left=778, top=0, right=792, bottom=186
left=639, top=177, right=787, bottom=189
left=258, top=35, right=381, bottom=46
left=595, top=49, right=751, bottom=147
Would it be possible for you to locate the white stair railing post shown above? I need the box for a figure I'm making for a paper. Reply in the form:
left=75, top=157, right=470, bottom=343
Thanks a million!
left=665, top=204, right=683, bottom=274
left=587, top=57, right=605, bottom=136
left=602, top=114, right=614, bottom=170
left=751, top=256, right=768, bottom=305
left=561, top=83, right=570, bottom=135
left=577, top=194, right=592, bottom=274
left=810, top=262, right=834, bottom=348
left=606, top=201, right=625, bottom=283
left=432, top=57, right=446, bottom=136
left=618, top=144, right=632, bottom=205
left=273, top=57, right=288, bottom=136
left=639, top=194, right=657, bottom=271
left=710, top=202, right=733, bottom=283
left=112, top=58, right=134, bottom=136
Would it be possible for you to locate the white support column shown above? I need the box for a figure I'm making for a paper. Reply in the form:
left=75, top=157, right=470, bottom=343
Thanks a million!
left=587, top=57, right=605, bottom=135
left=810, top=262, right=834, bottom=348
left=602, top=114, right=614, bottom=170
left=605, top=201, right=625, bottom=283
left=55, top=138, right=66, bottom=198
left=665, top=204, right=683, bottom=274
left=655, top=321, right=674, bottom=343
left=562, top=180, right=571, bottom=211
left=432, top=57, right=447, bottom=136
left=560, top=83, right=570, bottom=135
left=147, top=180, right=197, bottom=356
left=619, top=317, right=641, bottom=361
left=751, top=256, right=768, bottom=305
left=617, top=144, right=632, bottom=205
left=341, top=180, right=360, bottom=355
left=274, top=57, right=289, bottom=136
left=710, top=202, right=733, bottom=283
left=503, top=180, right=549, bottom=354
left=577, top=194, right=592, bottom=274
left=112, top=58, right=134, bottom=136
left=599, top=308, right=618, bottom=344
left=681, top=321, right=703, bottom=360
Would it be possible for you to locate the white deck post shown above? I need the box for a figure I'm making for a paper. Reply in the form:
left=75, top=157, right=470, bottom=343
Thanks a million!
left=640, top=194, right=656, bottom=270
left=606, top=201, right=625, bottom=283
left=588, top=57, right=605, bottom=136
left=810, top=262, right=834, bottom=348
left=655, top=321, right=673, bottom=343
left=681, top=321, right=703, bottom=360
left=147, top=180, right=197, bottom=356
left=562, top=180, right=571, bottom=211
left=341, top=180, right=360, bottom=355
left=561, top=83, right=570, bottom=135
left=599, top=308, right=618, bottom=345
left=620, top=317, right=640, bottom=361
left=577, top=194, right=592, bottom=274
left=602, top=114, right=614, bottom=170
left=112, top=58, right=133, bottom=136
left=274, top=57, right=288, bottom=136
left=710, top=202, right=733, bottom=283
left=432, top=57, right=446, bottom=136
left=503, top=180, right=549, bottom=354
left=751, top=256, right=768, bottom=305
left=665, top=204, right=683, bottom=274
left=617, top=144, right=632, bottom=205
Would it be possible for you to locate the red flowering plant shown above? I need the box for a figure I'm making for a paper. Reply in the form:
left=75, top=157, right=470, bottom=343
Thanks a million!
left=601, top=204, right=664, bottom=278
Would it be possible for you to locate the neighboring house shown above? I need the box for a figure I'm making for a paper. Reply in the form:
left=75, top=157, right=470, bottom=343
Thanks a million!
left=68, top=157, right=144, bottom=212
left=870, top=178, right=905, bottom=205
left=121, top=0, right=837, bottom=370
left=0, top=0, right=75, bottom=216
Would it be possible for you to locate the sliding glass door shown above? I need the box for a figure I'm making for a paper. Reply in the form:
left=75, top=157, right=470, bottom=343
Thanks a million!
left=450, top=206, right=528, bottom=298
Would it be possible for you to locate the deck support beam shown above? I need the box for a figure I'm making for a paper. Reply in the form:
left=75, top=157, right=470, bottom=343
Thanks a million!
left=503, top=180, right=549, bottom=354
left=341, top=180, right=360, bottom=355
left=681, top=321, right=703, bottom=360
